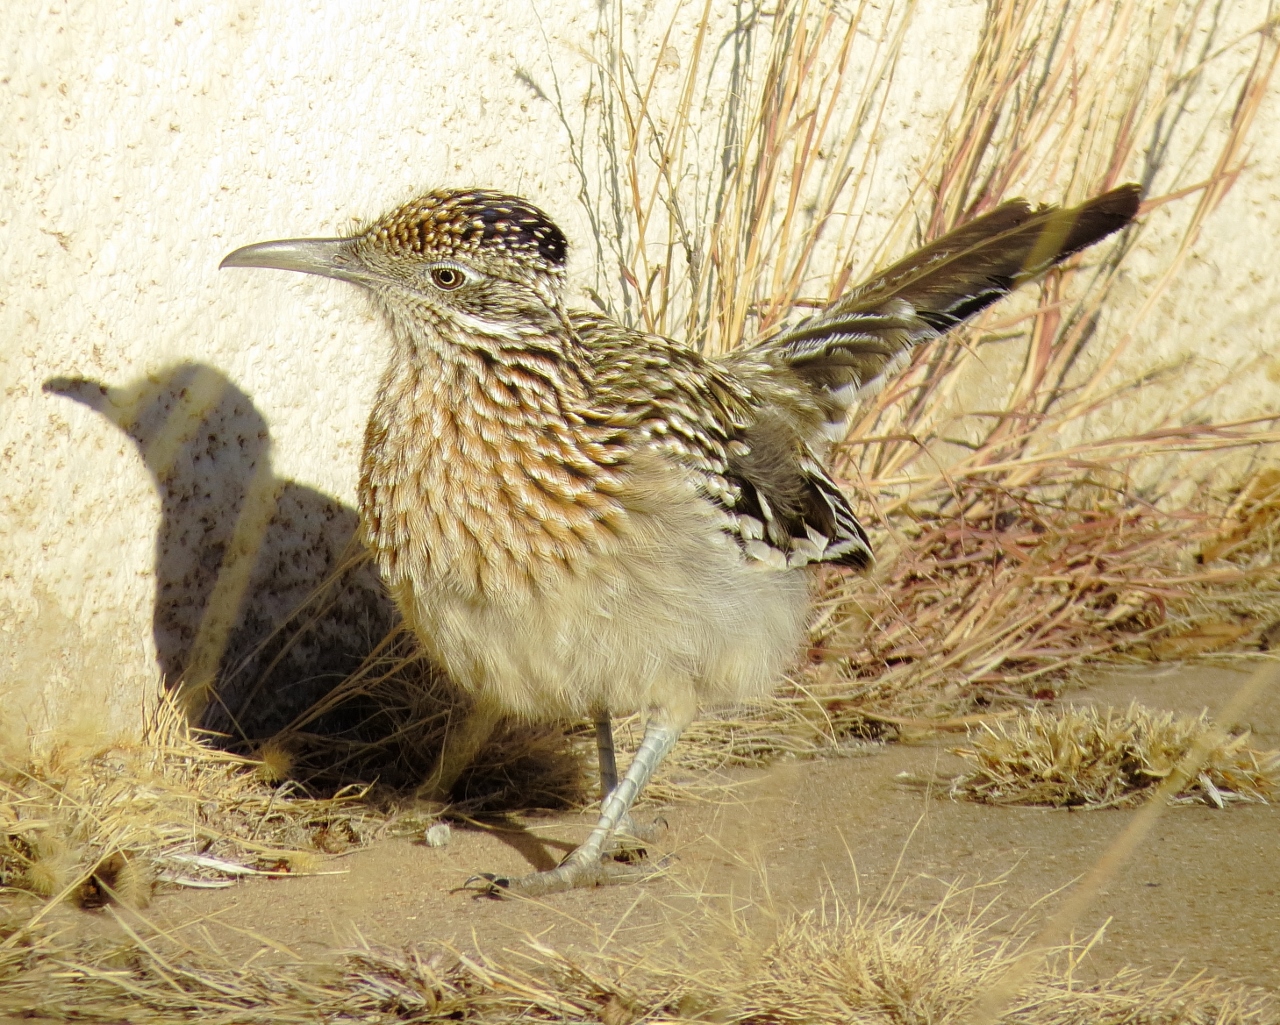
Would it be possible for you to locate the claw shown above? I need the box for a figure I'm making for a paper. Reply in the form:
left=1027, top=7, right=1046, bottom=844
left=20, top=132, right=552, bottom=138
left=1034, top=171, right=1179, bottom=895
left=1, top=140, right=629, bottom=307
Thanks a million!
left=615, top=813, right=668, bottom=846
left=460, top=872, right=511, bottom=896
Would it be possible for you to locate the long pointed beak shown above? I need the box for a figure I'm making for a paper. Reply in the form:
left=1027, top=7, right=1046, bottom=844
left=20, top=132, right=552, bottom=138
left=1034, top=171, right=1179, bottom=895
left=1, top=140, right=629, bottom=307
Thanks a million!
left=219, top=237, right=379, bottom=288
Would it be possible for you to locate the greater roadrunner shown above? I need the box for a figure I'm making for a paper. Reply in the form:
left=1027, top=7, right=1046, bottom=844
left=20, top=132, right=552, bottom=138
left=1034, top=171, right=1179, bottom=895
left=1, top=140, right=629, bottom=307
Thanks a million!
left=222, top=182, right=1140, bottom=895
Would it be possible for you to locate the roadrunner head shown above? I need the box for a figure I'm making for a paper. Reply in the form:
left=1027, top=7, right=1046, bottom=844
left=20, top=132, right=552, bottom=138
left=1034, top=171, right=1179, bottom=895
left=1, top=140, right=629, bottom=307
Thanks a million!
left=221, top=189, right=570, bottom=342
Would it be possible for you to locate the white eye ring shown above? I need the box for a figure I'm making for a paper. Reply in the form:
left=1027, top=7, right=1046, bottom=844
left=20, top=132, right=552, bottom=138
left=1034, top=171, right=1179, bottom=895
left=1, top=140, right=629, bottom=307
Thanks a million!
left=427, top=262, right=472, bottom=291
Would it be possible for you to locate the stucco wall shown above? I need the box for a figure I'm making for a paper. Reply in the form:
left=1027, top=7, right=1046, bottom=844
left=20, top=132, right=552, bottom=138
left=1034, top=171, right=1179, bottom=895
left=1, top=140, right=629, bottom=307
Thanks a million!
left=2, top=0, right=1277, bottom=754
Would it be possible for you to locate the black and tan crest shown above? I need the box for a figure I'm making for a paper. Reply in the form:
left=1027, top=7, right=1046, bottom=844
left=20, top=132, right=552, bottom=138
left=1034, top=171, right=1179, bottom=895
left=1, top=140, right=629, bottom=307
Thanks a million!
left=370, top=189, right=568, bottom=269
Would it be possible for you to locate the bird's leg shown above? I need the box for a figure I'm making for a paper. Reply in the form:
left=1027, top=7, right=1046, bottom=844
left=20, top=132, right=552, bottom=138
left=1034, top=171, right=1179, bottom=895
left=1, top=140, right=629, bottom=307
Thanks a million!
left=478, top=715, right=684, bottom=896
left=594, top=713, right=618, bottom=801
left=415, top=699, right=502, bottom=806
left=595, top=713, right=664, bottom=854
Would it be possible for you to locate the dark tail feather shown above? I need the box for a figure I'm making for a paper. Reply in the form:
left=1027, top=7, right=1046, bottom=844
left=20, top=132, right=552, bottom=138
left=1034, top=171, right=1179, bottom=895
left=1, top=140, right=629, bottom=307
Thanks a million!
left=751, top=184, right=1141, bottom=424
left=844, top=182, right=1142, bottom=332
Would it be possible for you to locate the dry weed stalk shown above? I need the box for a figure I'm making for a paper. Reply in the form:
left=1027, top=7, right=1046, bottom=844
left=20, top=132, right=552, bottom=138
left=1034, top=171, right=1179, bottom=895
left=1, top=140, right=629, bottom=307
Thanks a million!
left=933, top=702, right=1280, bottom=808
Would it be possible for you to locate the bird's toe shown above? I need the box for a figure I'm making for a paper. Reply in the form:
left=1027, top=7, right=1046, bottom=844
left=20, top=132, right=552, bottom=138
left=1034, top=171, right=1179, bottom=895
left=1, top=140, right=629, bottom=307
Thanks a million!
left=607, top=814, right=669, bottom=862
left=465, top=857, right=655, bottom=898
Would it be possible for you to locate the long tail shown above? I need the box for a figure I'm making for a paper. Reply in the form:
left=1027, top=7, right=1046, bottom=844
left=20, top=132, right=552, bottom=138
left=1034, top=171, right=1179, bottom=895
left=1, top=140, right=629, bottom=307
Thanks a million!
left=759, top=183, right=1141, bottom=426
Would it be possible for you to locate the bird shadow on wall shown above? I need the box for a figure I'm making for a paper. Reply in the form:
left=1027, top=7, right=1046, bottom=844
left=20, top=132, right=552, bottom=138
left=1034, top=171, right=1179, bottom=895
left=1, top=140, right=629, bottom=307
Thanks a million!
left=44, top=363, right=583, bottom=808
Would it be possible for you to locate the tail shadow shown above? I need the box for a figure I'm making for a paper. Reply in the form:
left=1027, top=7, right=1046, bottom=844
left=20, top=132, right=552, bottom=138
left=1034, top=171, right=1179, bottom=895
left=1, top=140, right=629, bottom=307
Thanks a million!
left=44, top=363, right=584, bottom=807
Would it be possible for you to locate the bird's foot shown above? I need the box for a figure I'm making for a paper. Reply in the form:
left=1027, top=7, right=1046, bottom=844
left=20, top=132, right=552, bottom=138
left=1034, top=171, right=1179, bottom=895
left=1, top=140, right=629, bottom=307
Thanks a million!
left=467, top=857, right=653, bottom=898
left=463, top=812, right=669, bottom=895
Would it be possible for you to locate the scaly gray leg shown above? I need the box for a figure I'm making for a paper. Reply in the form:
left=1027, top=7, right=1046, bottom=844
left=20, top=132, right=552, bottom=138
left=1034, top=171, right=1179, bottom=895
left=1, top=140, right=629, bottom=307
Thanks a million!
left=594, top=713, right=618, bottom=801
left=595, top=713, right=664, bottom=853
left=475, top=717, right=682, bottom=896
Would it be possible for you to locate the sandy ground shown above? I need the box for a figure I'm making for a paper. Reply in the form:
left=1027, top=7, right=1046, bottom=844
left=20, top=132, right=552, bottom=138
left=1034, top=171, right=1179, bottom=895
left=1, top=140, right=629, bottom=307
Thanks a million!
left=72, top=662, right=1280, bottom=995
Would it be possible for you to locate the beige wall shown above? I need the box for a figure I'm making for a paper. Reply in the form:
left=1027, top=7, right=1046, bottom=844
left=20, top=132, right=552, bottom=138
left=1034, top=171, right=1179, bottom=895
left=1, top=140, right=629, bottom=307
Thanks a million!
left=2, top=0, right=1276, bottom=752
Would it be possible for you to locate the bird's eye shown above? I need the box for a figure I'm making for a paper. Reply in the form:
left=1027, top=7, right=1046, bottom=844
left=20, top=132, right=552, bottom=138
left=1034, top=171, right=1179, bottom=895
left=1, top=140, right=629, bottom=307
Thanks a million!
left=429, top=265, right=465, bottom=290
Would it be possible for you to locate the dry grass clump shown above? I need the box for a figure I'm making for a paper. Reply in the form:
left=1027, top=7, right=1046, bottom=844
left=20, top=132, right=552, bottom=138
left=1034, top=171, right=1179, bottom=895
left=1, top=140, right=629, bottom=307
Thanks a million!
left=2, top=881, right=1274, bottom=1023
left=0, top=696, right=381, bottom=915
left=936, top=702, right=1280, bottom=808
left=805, top=455, right=1280, bottom=708
left=476, top=888, right=1276, bottom=1024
